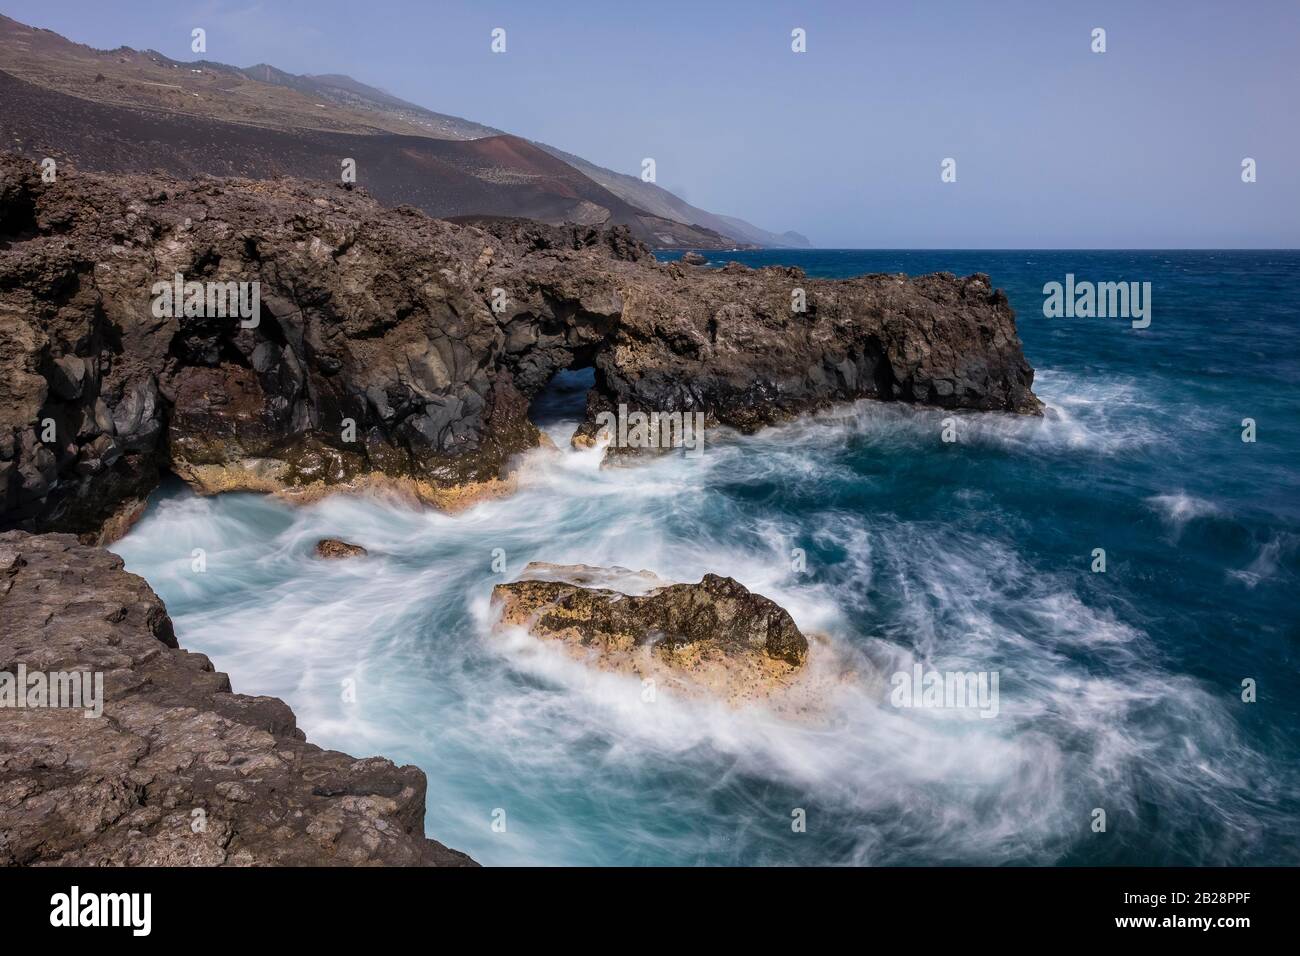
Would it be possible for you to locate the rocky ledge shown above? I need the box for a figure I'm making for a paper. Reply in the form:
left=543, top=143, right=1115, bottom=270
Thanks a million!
left=492, top=563, right=820, bottom=705
left=0, top=530, right=474, bottom=866
left=1, top=153, right=1039, bottom=542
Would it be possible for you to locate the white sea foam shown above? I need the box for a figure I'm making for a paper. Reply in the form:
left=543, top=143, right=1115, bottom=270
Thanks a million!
left=111, top=378, right=1277, bottom=865
left=1147, top=492, right=1223, bottom=532
left=684, top=368, right=1173, bottom=461
left=1227, top=533, right=1295, bottom=588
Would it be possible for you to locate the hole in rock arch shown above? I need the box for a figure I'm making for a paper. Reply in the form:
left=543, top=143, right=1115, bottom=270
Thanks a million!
left=527, top=357, right=597, bottom=448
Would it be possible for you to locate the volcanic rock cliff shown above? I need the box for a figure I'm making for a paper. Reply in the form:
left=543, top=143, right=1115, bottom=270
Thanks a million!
left=0, top=529, right=475, bottom=865
left=0, top=153, right=1039, bottom=542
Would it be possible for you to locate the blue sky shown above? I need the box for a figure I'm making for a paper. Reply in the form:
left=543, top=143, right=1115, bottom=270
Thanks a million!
left=3, top=0, right=1296, bottom=247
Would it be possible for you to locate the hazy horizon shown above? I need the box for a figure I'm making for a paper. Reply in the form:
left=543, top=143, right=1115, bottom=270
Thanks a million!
left=3, top=0, right=1296, bottom=248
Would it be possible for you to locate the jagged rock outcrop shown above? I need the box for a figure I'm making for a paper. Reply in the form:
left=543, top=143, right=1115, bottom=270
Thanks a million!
left=0, top=530, right=474, bottom=866
left=492, top=563, right=811, bottom=703
left=0, top=154, right=1039, bottom=541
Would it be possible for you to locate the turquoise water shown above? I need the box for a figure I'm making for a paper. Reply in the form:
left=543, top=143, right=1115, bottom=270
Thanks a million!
left=113, top=250, right=1300, bottom=865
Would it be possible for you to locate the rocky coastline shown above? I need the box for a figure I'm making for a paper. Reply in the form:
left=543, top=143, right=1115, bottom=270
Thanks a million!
left=0, top=530, right=475, bottom=865
left=0, top=154, right=1040, bottom=866
left=1, top=153, right=1038, bottom=545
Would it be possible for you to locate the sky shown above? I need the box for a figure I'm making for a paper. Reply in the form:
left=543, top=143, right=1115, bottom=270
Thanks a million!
left=3, top=0, right=1296, bottom=248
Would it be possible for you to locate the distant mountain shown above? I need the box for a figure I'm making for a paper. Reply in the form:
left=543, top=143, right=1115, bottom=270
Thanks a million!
left=231, top=63, right=508, bottom=141
left=0, top=70, right=696, bottom=240
left=535, top=143, right=811, bottom=248
left=0, top=13, right=805, bottom=248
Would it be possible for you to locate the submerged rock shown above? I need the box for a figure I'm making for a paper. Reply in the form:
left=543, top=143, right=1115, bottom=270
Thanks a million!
left=0, top=154, right=1040, bottom=542
left=492, top=563, right=811, bottom=703
left=314, top=538, right=368, bottom=559
left=0, top=530, right=474, bottom=866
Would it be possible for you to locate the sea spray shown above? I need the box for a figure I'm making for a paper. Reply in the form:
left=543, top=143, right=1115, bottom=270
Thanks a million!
left=112, top=249, right=1300, bottom=866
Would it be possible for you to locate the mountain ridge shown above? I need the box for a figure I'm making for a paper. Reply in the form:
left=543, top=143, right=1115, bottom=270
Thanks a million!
left=0, top=12, right=805, bottom=248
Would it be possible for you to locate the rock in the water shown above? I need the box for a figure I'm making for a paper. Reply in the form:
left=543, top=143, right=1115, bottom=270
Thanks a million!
left=680, top=251, right=708, bottom=266
left=315, top=538, right=368, bottom=559
left=492, top=563, right=810, bottom=703
left=0, top=154, right=1040, bottom=542
left=0, top=530, right=474, bottom=866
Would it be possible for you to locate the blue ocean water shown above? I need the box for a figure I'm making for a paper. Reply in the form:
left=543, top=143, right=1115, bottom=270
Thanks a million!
left=114, top=250, right=1300, bottom=866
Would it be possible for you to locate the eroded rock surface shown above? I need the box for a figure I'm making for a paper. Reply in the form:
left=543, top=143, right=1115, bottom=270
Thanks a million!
left=314, top=538, right=367, bottom=559
left=492, top=563, right=813, bottom=704
left=0, top=154, right=1039, bottom=541
left=0, top=530, right=474, bottom=866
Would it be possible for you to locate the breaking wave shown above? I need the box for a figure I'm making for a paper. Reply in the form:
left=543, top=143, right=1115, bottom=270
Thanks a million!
left=113, top=368, right=1297, bottom=865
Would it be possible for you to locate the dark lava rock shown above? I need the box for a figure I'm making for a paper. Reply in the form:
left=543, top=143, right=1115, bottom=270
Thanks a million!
left=0, top=530, right=474, bottom=866
left=314, top=538, right=367, bottom=559
left=0, top=153, right=1040, bottom=541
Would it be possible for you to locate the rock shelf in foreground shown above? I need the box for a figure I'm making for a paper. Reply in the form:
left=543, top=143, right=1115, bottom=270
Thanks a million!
left=0, top=530, right=474, bottom=866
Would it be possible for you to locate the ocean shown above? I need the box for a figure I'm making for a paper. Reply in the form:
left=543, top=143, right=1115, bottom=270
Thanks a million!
left=112, top=250, right=1300, bottom=865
